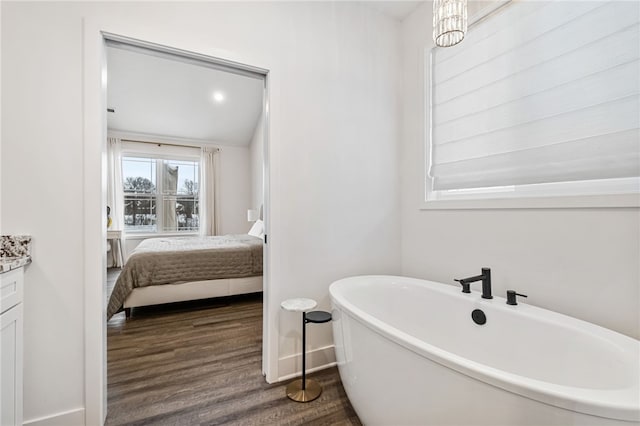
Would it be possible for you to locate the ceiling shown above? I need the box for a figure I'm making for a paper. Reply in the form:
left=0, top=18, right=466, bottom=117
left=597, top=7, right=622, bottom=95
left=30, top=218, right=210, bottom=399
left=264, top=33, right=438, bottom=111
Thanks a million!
left=106, top=2, right=424, bottom=145
left=107, top=46, right=264, bottom=147
left=368, top=1, right=425, bottom=21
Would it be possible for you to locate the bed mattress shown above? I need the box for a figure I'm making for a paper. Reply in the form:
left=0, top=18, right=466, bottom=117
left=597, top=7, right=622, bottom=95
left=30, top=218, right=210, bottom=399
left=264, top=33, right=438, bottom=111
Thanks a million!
left=107, top=234, right=263, bottom=319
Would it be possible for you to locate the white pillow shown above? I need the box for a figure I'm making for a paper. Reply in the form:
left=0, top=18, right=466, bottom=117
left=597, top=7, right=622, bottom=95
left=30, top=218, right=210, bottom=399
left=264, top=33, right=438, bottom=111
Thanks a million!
left=248, top=219, right=264, bottom=238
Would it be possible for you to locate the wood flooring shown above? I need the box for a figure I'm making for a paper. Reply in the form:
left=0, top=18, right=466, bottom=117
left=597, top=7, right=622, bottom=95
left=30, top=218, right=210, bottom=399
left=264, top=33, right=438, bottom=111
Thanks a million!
left=106, top=269, right=361, bottom=426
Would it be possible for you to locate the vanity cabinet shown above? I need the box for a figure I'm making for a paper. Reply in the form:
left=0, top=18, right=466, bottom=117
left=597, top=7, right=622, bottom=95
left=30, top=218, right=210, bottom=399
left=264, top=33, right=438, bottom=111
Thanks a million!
left=0, top=267, right=24, bottom=426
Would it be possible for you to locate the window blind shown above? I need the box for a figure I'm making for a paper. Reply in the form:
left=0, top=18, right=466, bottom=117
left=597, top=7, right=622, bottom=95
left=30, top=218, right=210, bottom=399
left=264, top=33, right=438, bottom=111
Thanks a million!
left=429, top=0, right=640, bottom=192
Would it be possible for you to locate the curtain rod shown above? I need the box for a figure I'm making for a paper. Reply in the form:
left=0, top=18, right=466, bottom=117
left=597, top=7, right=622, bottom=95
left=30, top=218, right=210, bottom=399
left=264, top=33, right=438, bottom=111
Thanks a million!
left=121, top=138, right=221, bottom=152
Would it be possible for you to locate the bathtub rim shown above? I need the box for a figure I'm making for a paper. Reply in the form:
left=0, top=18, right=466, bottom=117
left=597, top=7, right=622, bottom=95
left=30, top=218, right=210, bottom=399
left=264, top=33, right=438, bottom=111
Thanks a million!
left=329, top=275, right=640, bottom=423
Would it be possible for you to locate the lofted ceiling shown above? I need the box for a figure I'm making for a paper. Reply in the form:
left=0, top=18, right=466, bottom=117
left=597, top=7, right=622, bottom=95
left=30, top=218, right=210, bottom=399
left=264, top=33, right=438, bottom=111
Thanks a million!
left=107, top=46, right=264, bottom=147
left=106, top=2, right=425, bottom=146
left=368, top=1, right=425, bottom=21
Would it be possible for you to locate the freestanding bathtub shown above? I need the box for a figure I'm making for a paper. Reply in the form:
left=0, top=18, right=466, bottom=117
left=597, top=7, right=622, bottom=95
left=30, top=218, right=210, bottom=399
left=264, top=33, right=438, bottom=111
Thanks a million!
left=329, top=276, right=640, bottom=426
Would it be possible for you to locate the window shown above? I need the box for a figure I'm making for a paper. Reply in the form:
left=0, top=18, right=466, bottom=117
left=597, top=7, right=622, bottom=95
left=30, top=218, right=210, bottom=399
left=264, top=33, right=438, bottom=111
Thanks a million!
left=426, top=0, right=640, bottom=206
left=122, top=155, right=200, bottom=233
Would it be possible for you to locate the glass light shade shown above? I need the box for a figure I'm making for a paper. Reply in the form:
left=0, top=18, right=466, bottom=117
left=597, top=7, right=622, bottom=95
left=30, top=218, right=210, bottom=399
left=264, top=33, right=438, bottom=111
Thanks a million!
left=433, top=0, right=468, bottom=47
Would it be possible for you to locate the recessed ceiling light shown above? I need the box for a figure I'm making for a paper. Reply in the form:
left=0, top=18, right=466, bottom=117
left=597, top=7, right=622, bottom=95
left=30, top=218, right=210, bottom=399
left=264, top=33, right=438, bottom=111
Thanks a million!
left=213, top=91, right=225, bottom=103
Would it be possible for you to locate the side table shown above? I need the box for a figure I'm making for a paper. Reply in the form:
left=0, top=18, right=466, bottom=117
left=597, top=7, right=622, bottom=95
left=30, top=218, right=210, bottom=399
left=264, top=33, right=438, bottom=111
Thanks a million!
left=280, top=298, right=332, bottom=402
left=107, top=230, right=124, bottom=268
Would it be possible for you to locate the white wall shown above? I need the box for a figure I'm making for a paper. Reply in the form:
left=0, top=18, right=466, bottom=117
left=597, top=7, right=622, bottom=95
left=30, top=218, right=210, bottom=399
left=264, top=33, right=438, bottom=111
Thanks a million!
left=216, top=145, right=252, bottom=235
left=0, top=2, right=2, bottom=230
left=400, top=3, right=639, bottom=339
left=249, top=113, right=264, bottom=217
left=1, top=2, right=400, bottom=424
left=2, top=4, right=86, bottom=424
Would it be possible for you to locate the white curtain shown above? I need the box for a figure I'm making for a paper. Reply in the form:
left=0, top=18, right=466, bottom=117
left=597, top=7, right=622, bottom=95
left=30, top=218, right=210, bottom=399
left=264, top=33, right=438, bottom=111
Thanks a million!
left=200, top=147, right=219, bottom=236
left=107, top=137, right=125, bottom=266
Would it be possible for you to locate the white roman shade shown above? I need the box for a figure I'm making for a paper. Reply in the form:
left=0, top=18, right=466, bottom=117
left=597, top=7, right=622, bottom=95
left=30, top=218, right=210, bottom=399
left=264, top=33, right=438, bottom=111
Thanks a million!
left=429, top=1, right=640, bottom=192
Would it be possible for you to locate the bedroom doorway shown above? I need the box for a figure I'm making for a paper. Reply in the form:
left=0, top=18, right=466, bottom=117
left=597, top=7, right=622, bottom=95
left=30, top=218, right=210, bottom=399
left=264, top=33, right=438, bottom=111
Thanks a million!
left=98, top=35, right=270, bottom=423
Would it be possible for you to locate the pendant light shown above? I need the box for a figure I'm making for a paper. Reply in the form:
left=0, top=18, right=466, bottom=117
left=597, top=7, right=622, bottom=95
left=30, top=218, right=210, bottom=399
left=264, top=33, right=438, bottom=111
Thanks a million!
left=433, top=0, right=468, bottom=47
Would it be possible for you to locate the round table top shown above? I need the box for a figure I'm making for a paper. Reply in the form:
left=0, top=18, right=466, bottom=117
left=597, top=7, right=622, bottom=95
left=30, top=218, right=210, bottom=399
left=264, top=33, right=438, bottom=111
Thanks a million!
left=280, top=298, right=317, bottom=312
left=305, top=310, right=332, bottom=323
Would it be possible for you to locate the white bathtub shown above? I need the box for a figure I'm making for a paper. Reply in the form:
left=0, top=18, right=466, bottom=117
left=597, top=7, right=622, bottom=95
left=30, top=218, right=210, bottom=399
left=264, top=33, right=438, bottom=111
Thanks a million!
left=329, top=275, right=640, bottom=426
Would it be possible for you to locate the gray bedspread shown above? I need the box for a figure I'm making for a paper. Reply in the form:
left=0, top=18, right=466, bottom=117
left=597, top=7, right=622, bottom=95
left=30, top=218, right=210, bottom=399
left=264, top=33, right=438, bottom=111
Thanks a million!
left=107, top=234, right=263, bottom=319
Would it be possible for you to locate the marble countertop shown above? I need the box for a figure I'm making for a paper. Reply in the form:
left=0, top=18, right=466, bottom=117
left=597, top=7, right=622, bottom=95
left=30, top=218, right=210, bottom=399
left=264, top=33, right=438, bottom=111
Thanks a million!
left=0, top=256, right=32, bottom=273
left=0, top=235, right=32, bottom=273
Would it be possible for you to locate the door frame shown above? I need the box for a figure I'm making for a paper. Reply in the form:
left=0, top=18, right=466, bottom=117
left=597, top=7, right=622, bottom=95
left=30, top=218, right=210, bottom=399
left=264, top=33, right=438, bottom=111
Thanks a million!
left=83, top=24, right=273, bottom=425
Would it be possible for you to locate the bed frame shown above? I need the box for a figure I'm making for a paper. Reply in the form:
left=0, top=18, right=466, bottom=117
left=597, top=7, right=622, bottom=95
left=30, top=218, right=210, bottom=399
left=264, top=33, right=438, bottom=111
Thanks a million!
left=122, top=275, right=263, bottom=317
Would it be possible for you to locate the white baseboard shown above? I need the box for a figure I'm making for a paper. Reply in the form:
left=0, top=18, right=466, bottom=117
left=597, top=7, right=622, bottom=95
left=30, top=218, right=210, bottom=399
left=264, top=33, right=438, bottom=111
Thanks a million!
left=277, top=344, right=336, bottom=382
left=23, top=408, right=85, bottom=426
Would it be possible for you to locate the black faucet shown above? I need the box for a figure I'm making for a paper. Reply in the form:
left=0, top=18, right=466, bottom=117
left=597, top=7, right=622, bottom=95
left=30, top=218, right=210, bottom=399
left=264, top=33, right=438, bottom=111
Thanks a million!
left=455, top=268, right=493, bottom=299
left=506, top=290, right=527, bottom=305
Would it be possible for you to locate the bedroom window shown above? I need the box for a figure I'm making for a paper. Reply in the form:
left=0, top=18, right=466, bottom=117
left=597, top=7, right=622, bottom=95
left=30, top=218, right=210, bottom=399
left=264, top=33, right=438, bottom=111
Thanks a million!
left=426, top=0, right=640, bottom=207
left=122, top=156, right=200, bottom=233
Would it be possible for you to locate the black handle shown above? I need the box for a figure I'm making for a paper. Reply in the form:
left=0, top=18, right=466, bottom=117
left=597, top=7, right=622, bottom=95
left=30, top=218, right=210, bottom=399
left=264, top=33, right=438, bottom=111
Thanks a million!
left=455, top=279, right=471, bottom=293
left=506, top=290, right=528, bottom=305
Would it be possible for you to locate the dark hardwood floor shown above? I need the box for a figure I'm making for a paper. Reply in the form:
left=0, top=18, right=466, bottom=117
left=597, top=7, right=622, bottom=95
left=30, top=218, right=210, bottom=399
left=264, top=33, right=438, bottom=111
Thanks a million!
left=106, top=269, right=361, bottom=426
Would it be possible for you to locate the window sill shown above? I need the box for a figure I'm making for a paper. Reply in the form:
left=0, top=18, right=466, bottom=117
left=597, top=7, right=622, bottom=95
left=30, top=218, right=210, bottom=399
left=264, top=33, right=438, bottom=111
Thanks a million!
left=420, top=193, right=639, bottom=210
left=124, top=232, right=200, bottom=240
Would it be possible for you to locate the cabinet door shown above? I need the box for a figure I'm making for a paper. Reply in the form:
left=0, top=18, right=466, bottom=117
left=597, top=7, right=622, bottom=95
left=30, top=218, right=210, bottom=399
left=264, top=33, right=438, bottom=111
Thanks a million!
left=1, top=303, right=23, bottom=426
left=1, top=268, right=24, bottom=314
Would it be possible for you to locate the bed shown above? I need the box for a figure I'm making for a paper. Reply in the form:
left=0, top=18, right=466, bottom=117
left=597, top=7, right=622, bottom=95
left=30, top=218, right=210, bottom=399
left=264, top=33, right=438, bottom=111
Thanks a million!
left=107, top=234, right=263, bottom=319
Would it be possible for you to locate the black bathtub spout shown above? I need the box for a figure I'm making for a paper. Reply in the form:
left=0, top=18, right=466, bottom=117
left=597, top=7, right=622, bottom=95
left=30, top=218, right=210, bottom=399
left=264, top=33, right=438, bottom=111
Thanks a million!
left=454, top=268, right=493, bottom=299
